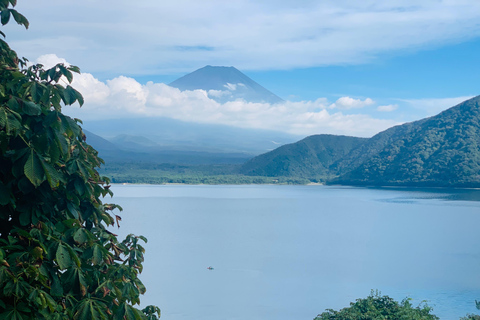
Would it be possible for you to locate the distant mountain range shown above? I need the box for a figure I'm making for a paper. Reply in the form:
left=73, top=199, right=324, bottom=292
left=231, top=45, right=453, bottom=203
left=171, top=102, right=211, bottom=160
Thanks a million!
left=241, top=96, right=480, bottom=187
left=169, top=65, right=284, bottom=104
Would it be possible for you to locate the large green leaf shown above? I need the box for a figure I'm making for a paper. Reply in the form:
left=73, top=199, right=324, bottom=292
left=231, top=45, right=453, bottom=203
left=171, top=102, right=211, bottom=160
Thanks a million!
left=9, top=8, right=28, bottom=28
left=22, top=101, right=41, bottom=116
left=24, top=150, right=45, bottom=187
left=55, top=243, right=72, bottom=270
left=39, top=157, right=63, bottom=188
left=73, top=228, right=88, bottom=245
left=91, top=244, right=103, bottom=265
left=73, top=299, right=108, bottom=320
left=1, top=8, right=10, bottom=25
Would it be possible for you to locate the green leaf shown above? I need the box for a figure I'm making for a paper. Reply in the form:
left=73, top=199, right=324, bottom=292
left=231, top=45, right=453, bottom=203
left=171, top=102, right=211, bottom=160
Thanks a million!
left=73, top=228, right=88, bottom=245
left=1, top=8, right=11, bottom=25
left=58, top=64, right=73, bottom=83
left=10, top=9, right=29, bottom=29
left=24, top=150, right=45, bottom=187
left=22, top=101, right=41, bottom=116
left=68, top=65, right=80, bottom=73
left=74, top=299, right=108, bottom=320
left=66, top=202, right=79, bottom=219
left=91, top=244, right=103, bottom=265
left=29, top=82, right=43, bottom=103
left=55, top=243, right=72, bottom=270
left=75, top=88, right=84, bottom=107
left=0, top=309, right=26, bottom=320
left=39, top=157, right=63, bottom=188
left=18, top=211, right=30, bottom=226
left=64, top=243, right=81, bottom=268
left=50, top=276, right=63, bottom=297
left=7, top=97, right=20, bottom=112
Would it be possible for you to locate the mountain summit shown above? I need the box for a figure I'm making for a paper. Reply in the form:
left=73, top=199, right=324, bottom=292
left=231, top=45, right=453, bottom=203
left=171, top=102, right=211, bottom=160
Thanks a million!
left=169, top=65, right=284, bottom=104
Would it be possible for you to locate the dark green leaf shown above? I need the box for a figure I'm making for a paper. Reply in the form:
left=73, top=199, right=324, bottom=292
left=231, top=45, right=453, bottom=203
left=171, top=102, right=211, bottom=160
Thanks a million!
left=18, top=211, right=30, bottom=226
left=39, top=157, right=63, bottom=188
left=24, top=150, right=45, bottom=187
left=6, top=97, right=20, bottom=112
left=55, top=243, right=72, bottom=270
left=50, top=276, right=63, bottom=297
left=91, top=244, right=103, bottom=265
left=73, top=228, right=88, bottom=245
left=22, top=101, right=41, bottom=116
left=1, top=8, right=11, bottom=25
left=10, top=9, right=29, bottom=29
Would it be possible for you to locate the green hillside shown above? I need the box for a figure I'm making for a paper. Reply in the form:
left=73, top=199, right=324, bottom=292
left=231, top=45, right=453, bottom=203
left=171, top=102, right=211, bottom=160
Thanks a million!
left=239, top=134, right=367, bottom=179
left=241, top=96, right=480, bottom=187
left=333, top=96, right=480, bottom=187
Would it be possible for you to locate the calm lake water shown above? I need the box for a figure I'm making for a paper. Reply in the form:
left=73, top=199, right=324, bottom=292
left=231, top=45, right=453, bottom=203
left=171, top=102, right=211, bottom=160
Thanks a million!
left=110, top=184, right=480, bottom=320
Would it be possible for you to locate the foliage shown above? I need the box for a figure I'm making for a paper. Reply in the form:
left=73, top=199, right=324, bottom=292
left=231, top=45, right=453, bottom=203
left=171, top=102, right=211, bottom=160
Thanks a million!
left=0, top=1, right=159, bottom=319
left=99, top=162, right=311, bottom=185
left=240, top=95, right=480, bottom=188
left=332, top=96, right=480, bottom=187
left=240, top=134, right=367, bottom=179
left=461, top=315, right=480, bottom=320
left=314, top=291, right=439, bottom=320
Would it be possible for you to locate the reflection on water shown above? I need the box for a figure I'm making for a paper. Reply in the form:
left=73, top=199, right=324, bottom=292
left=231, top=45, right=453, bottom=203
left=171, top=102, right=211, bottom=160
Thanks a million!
left=370, top=186, right=480, bottom=203
left=111, top=185, right=480, bottom=320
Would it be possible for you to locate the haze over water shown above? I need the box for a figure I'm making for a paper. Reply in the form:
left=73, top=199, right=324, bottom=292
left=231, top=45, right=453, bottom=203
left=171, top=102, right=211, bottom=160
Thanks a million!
left=111, top=185, right=480, bottom=320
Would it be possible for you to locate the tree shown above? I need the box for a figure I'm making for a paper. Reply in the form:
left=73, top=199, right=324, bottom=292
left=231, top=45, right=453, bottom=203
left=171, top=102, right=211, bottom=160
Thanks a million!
left=314, top=290, right=439, bottom=320
left=0, top=1, right=160, bottom=319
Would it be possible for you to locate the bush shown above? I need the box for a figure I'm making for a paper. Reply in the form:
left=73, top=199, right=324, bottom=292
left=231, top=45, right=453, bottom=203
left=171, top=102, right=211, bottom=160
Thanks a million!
left=314, top=290, right=439, bottom=320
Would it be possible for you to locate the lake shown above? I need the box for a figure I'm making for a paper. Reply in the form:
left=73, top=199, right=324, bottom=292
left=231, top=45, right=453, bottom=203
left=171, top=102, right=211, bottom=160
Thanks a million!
left=109, top=184, right=480, bottom=320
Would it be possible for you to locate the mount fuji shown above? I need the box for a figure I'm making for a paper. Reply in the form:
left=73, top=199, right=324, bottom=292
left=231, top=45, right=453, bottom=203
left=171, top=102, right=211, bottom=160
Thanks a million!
left=169, top=65, right=284, bottom=104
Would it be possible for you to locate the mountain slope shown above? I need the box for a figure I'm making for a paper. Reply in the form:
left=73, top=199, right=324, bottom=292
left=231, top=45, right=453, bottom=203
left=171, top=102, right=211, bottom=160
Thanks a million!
left=333, top=96, right=480, bottom=187
left=169, top=65, right=284, bottom=104
left=240, top=134, right=367, bottom=178
left=240, top=96, right=480, bottom=187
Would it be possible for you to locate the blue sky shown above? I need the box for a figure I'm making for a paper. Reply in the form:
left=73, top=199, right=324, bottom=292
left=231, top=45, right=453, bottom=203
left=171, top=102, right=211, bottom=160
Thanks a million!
left=4, top=0, right=480, bottom=137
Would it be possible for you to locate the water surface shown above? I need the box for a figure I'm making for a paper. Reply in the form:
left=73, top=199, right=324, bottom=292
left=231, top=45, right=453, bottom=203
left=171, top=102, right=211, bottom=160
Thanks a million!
left=110, top=185, right=480, bottom=320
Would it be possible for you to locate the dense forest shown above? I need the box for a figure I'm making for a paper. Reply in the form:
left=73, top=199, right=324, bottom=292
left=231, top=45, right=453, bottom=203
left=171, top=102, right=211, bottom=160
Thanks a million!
left=239, top=96, right=480, bottom=187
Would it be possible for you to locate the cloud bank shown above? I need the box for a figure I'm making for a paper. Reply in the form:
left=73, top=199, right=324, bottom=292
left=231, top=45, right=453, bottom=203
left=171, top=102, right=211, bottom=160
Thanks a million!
left=35, top=54, right=397, bottom=138
left=10, top=1, right=480, bottom=75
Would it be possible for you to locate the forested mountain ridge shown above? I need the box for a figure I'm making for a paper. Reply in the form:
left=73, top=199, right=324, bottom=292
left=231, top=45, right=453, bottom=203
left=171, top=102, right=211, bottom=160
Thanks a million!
left=242, top=95, right=480, bottom=187
left=333, top=95, right=480, bottom=187
left=239, top=134, right=368, bottom=179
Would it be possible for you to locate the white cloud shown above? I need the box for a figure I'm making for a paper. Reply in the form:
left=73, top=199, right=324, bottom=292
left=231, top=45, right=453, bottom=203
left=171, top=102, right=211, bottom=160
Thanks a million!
left=9, top=1, right=480, bottom=75
left=377, top=104, right=398, bottom=112
left=53, top=62, right=397, bottom=137
left=36, top=54, right=69, bottom=69
left=330, top=97, right=374, bottom=110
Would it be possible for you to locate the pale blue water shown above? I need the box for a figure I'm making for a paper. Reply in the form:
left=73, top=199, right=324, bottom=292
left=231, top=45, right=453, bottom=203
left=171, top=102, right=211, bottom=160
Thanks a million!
left=109, top=185, right=480, bottom=320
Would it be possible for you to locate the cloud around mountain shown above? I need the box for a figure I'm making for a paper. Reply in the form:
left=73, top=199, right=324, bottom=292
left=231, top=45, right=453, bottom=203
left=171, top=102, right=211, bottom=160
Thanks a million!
left=36, top=54, right=397, bottom=137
